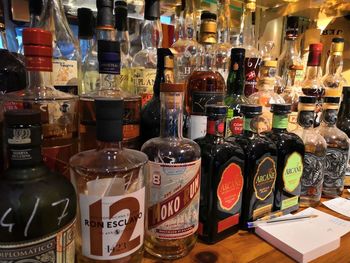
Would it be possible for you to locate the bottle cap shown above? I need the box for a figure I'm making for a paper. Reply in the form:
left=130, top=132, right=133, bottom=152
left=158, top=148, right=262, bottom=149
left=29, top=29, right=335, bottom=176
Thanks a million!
left=241, top=104, right=262, bottom=115
left=97, top=0, right=114, bottom=28
left=201, top=11, right=217, bottom=21
left=157, top=48, right=174, bottom=68
left=307, top=43, right=323, bottom=66
left=332, top=37, right=344, bottom=43
left=200, top=12, right=217, bottom=44
left=331, top=37, right=344, bottom=53
left=29, top=0, right=43, bottom=16
left=205, top=104, right=228, bottom=116
left=231, top=48, right=245, bottom=57
left=286, top=16, right=299, bottom=37
left=78, top=8, right=95, bottom=38
left=271, top=103, right=291, bottom=114
left=323, top=96, right=340, bottom=104
left=299, top=96, right=316, bottom=104
left=95, top=99, right=124, bottom=142
left=309, top=43, right=323, bottom=52
left=144, top=0, right=160, bottom=20
left=22, top=28, right=52, bottom=46
left=115, top=1, right=128, bottom=31
left=5, top=109, right=41, bottom=126
left=160, top=83, right=184, bottom=92
left=262, top=60, right=277, bottom=68
left=246, top=0, right=256, bottom=11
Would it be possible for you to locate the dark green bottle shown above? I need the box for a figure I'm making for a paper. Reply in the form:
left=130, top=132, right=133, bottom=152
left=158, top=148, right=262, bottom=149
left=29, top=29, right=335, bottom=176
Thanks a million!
left=0, top=109, right=77, bottom=262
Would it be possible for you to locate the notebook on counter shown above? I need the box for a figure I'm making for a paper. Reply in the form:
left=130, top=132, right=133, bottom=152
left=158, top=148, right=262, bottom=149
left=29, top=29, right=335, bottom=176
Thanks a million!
left=255, top=208, right=350, bottom=263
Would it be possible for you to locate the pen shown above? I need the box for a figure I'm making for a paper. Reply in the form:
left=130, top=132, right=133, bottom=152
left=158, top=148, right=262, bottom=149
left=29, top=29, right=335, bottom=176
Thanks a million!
left=247, top=214, right=318, bottom=228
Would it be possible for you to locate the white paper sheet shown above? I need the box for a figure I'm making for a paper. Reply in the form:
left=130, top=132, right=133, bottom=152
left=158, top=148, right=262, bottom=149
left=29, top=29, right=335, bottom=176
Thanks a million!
left=323, top=197, right=350, bottom=218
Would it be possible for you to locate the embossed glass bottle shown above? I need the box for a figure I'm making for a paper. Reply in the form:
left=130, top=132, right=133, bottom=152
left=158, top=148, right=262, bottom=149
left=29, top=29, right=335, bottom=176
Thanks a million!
left=195, top=105, right=244, bottom=244
left=317, top=97, right=350, bottom=197
left=294, top=96, right=327, bottom=207
left=0, top=109, right=76, bottom=262
left=142, top=82, right=201, bottom=259
left=71, top=98, right=148, bottom=263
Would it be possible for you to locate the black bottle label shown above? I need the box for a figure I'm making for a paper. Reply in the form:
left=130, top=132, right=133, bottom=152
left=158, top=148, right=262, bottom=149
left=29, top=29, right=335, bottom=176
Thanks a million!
left=322, top=109, right=338, bottom=125
left=297, top=110, right=314, bottom=128
left=244, top=57, right=261, bottom=97
left=324, top=148, right=349, bottom=189
left=300, top=153, right=324, bottom=199
left=253, top=157, right=277, bottom=201
left=191, top=91, right=224, bottom=114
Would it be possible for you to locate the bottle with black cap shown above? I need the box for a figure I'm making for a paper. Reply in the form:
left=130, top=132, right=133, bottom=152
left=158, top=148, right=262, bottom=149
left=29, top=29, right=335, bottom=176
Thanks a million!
left=226, top=104, right=277, bottom=229
left=195, top=104, right=244, bottom=244
left=293, top=96, right=327, bottom=207
left=317, top=96, right=350, bottom=197
left=132, top=0, right=163, bottom=106
left=142, top=82, right=201, bottom=259
left=186, top=11, right=225, bottom=140
left=71, top=98, right=148, bottom=262
left=264, top=103, right=304, bottom=213
left=0, top=109, right=77, bottom=261
left=322, top=37, right=346, bottom=97
left=80, top=39, right=142, bottom=151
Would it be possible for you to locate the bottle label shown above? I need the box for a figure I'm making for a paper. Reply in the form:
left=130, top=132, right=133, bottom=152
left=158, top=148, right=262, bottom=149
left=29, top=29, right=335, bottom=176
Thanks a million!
left=191, top=91, right=224, bottom=114
left=217, top=163, right=244, bottom=211
left=323, top=148, right=349, bottom=190
left=322, top=109, right=338, bottom=125
left=272, top=115, right=288, bottom=129
left=226, top=107, right=243, bottom=137
left=287, top=112, right=298, bottom=132
left=244, top=57, right=261, bottom=97
left=189, top=115, right=207, bottom=140
left=281, top=195, right=299, bottom=210
left=288, top=65, right=304, bottom=85
left=99, top=61, right=121, bottom=75
left=253, top=157, right=277, bottom=200
left=147, top=160, right=201, bottom=240
left=300, top=153, right=324, bottom=200
left=131, top=67, right=156, bottom=106
left=80, top=187, right=145, bottom=260
left=297, top=110, right=315, bottom=128
left=52, top=59, right=78, bottom=91
left=0, top=220, right=75, bottom=262
left=207, top=120, right=225, bottom=136
left=283, top=152, right=303, bottom=193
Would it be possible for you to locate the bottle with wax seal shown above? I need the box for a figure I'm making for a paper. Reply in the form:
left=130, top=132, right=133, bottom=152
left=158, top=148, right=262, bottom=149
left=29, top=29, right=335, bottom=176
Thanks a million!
left=142, top=82, right=201, bottom=259
left=70, top=98, right=148, bottom=263
left=195, top=105, right=244, bottom=244
left=226, top=104, right=277, bottom=229
left=0, top=109, right=76, bottom=262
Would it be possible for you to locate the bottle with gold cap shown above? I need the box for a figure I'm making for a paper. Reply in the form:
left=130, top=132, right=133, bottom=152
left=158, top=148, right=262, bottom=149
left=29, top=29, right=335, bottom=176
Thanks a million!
left=248, top=60, right=285, bottom=132
left=186, top=11, right=226, bottom=140
left=142, top=80, right=201, bottom=259
left=322, top=38, right=346, bottom=97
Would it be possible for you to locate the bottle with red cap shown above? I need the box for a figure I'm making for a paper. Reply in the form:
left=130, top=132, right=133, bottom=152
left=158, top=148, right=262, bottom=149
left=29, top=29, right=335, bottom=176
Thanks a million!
left=4, top=28, right=79, bottom=179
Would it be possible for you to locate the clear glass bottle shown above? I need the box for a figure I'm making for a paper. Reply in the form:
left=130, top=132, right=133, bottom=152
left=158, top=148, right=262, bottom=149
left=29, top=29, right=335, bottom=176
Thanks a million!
left=132, top=0, right=163, bottom=106
left=224, top=48, right=248, bottom=137
left=195, top=105, right=244, bottom=244
left=294, top=96, right=327, bottom=207
left=70, top=98, right=148, bottom=263
left=186, top=11, right=226, bottom=140
left=80, top=40, right=141, bottom=151
left=142, top=82, right=201, bottom=259
left=39, top=0, right=80, bottom=95
left=322, top=37, right=346, bottom=97
left=0, top=109, right=76, bottom=261
left=317, top=96, right=350, bottom=197
left=249, top=60, right=285, bottom=132
left=4, top=28, right=78, bottom=179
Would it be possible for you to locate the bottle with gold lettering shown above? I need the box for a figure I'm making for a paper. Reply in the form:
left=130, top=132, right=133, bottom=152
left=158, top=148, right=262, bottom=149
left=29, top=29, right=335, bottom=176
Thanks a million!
left=226, top=105, right=277, bottom=229
left=141, top=82, right=201, bottom=259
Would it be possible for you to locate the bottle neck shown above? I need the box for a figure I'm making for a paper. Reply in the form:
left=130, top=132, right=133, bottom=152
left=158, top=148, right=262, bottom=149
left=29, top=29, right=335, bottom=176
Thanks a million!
left=97, top=28, right=115, bottom=41
left=325, top=52, right=343, bottom=76
left=241, top=9, right=256, bottom=48
left=28, top=70, right=53, bottom=89
left=153, top=66, right=166, bottom=97
left=0, top=29, right=8, bottom=49
left=29, top=13, right=41, bottom=28
left=141, top=19, right=163, bottom=49
left=304, top=66, right=322, bottom=80
left=206, top=115, right=225, bottom=137
left=272, top=114, right=288, bottom=131
left=217, top=3, right=230, bottom=44
left=160, top=91, right=183, bottom=138
left=243, top=115, right=257, bottom=136
left=116, top=30, right=131, bottom=64
left=79, top=38, right=95, bottom=59
left=200, top=43, right=214, bottom=70
left=281, top=37, right=298, bottom=56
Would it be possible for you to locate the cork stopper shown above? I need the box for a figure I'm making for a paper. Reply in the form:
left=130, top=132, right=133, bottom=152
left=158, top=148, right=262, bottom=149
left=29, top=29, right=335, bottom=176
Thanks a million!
left=331, top=38, right=344, bottom=54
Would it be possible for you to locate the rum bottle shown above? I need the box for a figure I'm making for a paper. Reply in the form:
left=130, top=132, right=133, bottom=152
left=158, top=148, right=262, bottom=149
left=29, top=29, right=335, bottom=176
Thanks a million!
left=70, top=98, right=148, bottom=262
left=195, top=105, right=244, bottom=243
left=264, top=104, right=304, bottom=213
left=142, top=82, right=201, bottom=259
left=0, top=109, right=76, bottom=262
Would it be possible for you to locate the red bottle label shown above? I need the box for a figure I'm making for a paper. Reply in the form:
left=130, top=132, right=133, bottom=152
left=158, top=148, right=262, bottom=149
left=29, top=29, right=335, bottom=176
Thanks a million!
left=207, top=120, right=225, bottom=136
left=217, top=163, right=244, bottom=211
left=229, top=117, right=243, bottom=135
left=244, top=57, right=261, bottom=97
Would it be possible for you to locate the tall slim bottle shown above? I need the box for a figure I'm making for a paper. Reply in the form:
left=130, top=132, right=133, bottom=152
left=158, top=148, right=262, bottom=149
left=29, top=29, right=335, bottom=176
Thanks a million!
left=142, top=82, right=201, bottom=259
left=132, top=0, right=163, bottom=106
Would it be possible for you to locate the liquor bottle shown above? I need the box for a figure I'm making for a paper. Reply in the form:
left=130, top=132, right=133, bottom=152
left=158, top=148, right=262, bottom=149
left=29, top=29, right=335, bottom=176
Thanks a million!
left=240, top=0, right=261, bottom=97
left=187, top=11, right=226, bottom=140
left=0, top=109, right=76, bottom=261
left=293, top=96, right=327, bottom=207
left=195, top=105, right=244, bottom=244
left=80, top=40, right=141, bottom=151
left=0, top=0, right=6, bottom=49
left=264, top=104, right=304, bottom=213
left=142, top=82, right=201, bottom=259
left=322, top=38, right=346, bottom=97
left=301, top=43, right=324, bottom=126
left=337, top=86, right=350, bottom=187
left=317, top=97, right=350, bottom=197
left=224, top=48, right=248, bottom=137
left=132, top=0, right=163, bottom=106
left=70, top=99, right=148, bottom=262
left=39, top=0, right=80, bottom=95
left=115, top=1, right=133, bottom=93
left=249, top=60, right=285, bottom=132
left=4, top=28, right=78, bottom=179
left=171, top=0, right=200, bottom=83
left=214, top=0, right=232, bottom=82
left=140, top=48, right=175, bottom=144
left=78, top=8, right=96, bottom=95
left=226, top=105, right=277, bottom=228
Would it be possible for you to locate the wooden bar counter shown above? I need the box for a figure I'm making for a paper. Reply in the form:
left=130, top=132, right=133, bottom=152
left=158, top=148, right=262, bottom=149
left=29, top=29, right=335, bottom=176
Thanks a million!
left=144, top=192, right=350, bottom=263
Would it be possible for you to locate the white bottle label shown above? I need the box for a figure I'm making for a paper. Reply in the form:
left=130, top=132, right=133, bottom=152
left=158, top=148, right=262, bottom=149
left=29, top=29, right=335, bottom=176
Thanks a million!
left=52, top=59, right=78, bottom=86
left=189, top=115, right=207, bottom=140
left=80, top=187, right=145, bottom=260
left=147, top=160, right=201, bottom=240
